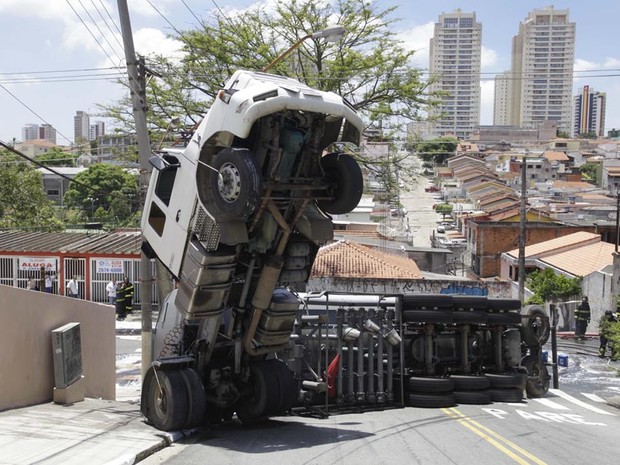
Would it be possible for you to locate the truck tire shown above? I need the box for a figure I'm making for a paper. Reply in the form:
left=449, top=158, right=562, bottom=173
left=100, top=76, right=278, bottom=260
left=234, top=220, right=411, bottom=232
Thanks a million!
left=488, top=387, right=524, bottom=403
left=180, top=368, right=207, bottom=429
left=454, top=390, right=492, bottom=405
left=520, top=305, right=550, bottom=346
left=450, top=375, right=490, bottom=390
left=407, top=392, right=456, bottom=408
left=203, top=147, right=261, bottom=221
left=485, top=373, right=527, bottom=389
left=487, top=311, right=522, bottom=326
left=271, top=360, right=298, bottom=413
left=407, top=376, right=454, bottom=393
left=522, top=354, right=550, bottom=398
left=487, top=298, right=522, bottom=311
left=452, top=295, right=489, bottom=310
left=402, top=294, right=453, bottom=310
left=236, top=361, right=279, bottom=424
left=452, top=310, right=488, bottom=325
left=317, top=153, right=363, bottom=215
left=402, top=309, right=453, bottom=324
left=143, top=368, right=189, bottom=431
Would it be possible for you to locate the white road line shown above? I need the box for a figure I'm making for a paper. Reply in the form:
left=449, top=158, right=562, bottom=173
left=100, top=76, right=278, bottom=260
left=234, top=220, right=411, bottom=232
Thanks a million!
left=531, top=397, right=570, bottom=410
left=581, top=393, right=606, bottom=403
left=548, top=389, right=615, bottom=416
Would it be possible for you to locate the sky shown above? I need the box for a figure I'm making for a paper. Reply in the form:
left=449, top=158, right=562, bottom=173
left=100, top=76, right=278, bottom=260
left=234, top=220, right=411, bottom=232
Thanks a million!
left=0, top=0, right=619, bottom=145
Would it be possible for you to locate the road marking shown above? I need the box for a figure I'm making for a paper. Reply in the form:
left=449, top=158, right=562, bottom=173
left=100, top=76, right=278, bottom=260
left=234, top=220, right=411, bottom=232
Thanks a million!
left=531, top=398, right=570, bottom=410
left=581, top=393, right=605, bottom=403
left=548, top=389, right=615, bottom=416
left=443, top=408, right=549, bottom=465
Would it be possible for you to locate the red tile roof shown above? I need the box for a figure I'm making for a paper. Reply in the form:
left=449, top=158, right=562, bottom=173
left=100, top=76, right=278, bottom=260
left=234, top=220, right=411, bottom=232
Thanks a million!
left=310, top=240, right=423, bottom=279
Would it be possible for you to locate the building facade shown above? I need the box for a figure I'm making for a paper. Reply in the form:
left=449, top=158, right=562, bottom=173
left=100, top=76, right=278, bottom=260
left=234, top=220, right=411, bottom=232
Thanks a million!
left=74, top=110, right=90, bottom=142
left=22, top=123, right=57, bottom=144
left=493, top=72, right=511, bottom=126
left=429, top=10, right=482, bottom=139
left=501, top=7, right=575, bottom=133
left=572, top=85, right=606, bottom=137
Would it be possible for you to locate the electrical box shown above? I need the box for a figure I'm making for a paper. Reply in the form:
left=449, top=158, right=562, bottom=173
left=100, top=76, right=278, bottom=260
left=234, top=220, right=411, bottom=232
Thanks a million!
left=51, top=322, right=82, bottom=389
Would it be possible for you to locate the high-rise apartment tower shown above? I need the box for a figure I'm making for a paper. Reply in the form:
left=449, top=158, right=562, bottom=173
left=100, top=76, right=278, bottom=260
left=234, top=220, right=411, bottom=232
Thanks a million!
left=429, top=10, right=482, bottom=139
left=572, top=85, right=606, bottom=138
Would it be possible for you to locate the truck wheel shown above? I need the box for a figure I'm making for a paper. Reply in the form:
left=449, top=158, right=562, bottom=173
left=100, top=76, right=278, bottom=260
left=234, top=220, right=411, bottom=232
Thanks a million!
left=522, top=355, right=550, bottom=398
left=203, top=147, right=261, bottom=221
left=236, top=361, right=279, bottom=424
left=143, top=368, right=189, bottom=431
left=487, top=311, right=522, bottom=326
left=450, top=375, right=490, bottom=390
left=485, top=373, right=526, bottom=389
left=487, top=298, right=522, bottom=311
left=488, top=387, right=524, bottom=403
left=180, top=368, right=207, bottom=429
left=407, top=392, right=456, bottom=408
left=317, top=153, right=363, bottom=215
left=520, top=305, right=550, bottom=346
left=402, top=309, right=453, bottom=324
left=454, top=390, right=491, bottom=405
left=270, top=360, right=298, bottom=413
left=452, top=310, right=488, bottom=325
left=407, top=376, right=454, bottom=393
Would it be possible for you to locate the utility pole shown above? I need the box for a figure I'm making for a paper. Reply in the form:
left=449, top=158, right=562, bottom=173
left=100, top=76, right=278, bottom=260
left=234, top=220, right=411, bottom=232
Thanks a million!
left=518, top=155, right=527, bottom=303
left=117, top=0, right=153, bottom=376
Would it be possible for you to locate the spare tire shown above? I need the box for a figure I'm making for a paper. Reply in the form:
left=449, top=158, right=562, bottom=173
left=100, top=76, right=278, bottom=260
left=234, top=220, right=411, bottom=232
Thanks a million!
left=522, top=354, right=550, bottom=398
left=317, top=153, right=363, bottom=215
left=408, top=376, right=454, bottom=393
left=520, top=305, right=550, bottom=347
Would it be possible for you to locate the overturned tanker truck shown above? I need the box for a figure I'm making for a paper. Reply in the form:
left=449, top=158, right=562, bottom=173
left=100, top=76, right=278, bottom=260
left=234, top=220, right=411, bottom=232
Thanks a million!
left=140, top=70, right=551, bottom=431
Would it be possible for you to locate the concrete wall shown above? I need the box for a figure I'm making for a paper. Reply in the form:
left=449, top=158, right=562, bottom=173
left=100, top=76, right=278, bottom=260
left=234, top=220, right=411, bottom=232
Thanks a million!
left=0, top=284, right=116, bottom=411
left=307, top=277, right=511, bottom=298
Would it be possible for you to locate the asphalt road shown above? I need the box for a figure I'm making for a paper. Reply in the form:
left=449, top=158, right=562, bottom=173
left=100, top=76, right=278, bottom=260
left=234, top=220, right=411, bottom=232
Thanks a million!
left=138, top=393, right=619, bottom=465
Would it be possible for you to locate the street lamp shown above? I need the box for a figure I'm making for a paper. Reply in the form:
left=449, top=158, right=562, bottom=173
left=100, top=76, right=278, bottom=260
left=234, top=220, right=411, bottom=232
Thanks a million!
left=86, top=197, right=95, bottom=220
left=261, top=25, right=346, bottom=72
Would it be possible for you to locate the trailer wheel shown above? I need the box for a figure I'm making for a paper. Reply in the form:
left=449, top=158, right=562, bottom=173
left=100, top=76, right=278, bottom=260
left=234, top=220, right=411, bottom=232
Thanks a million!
left=522, top=355, right=550, bottom=398
left=180, top=368, right=207, bottom=429
left=143, top=368, right=189, bottom=431
left=450, top=375, right=490, bottom=390
left=452, top=310, right=488, bottom=325
left=487, top=311, right=522, bottom=326
left=236, top=361, right=279, bottom=424
left=407, top=392, right=456, bottom=408
left=454, top=390, right=492, bottom=405
left=317, top=153, right=363, bottom=215
left=407, top=376, right=454, bottom=393
left=271, top=360, right=298, bottom=413
left=403, top=309, right=453, bottom=324
left=485, top=373, right=527, bottom=389
left=488, top=387, right=524, bottom=403
left=203, top=147, right=261, bottom=221
left=487, top=298, right=522, bottom=311
left=520, top=305, right=550, bottom=346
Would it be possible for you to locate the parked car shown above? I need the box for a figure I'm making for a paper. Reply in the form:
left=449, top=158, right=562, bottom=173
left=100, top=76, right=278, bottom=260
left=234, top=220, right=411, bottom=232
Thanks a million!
left=437, top=225, right=445, bottom=233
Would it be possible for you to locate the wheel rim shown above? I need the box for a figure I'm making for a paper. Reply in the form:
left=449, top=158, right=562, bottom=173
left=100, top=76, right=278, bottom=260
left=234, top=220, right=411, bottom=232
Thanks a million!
left=155, top=386, right=168, bottom=418
left=217, top=162, right=242, bottom=203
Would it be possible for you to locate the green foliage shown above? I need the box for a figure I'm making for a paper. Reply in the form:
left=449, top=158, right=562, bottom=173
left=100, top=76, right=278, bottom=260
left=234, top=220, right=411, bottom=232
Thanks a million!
left=0, top=163, right=64, bottom=231
left=556, top=129, right=570, bottom=139
left=434, top=203, right=453, bottom=219
left=101, top=0, right=438, bottom=146
left=526, top=268, right=582, bottom=303
left=34, top=147, right=77, bottom=167
left=64, top=164, right=138, bottom=222
left=579, top=162, right=598, bottom=183
left=414, top=137, right=458, bottom=165
left=577, top=131, right=597, bottom=139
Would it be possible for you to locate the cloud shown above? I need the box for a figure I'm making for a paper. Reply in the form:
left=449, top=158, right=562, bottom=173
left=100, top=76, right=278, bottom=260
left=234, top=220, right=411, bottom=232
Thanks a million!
left=134, top=28, right=185, bottom=62
left=397, top=21, right=434, bottom=69
left=480, top=80, right=495, bottom=125
left=481, top=46, right=497, bottom=71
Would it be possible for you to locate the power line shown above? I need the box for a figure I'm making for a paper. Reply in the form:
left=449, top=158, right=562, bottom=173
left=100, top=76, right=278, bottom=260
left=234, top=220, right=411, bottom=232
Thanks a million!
left=75, top=0, right=125, bottom=64
left=91, top=0, right=125, bottom=52
left=0, top=83, right=73, bottom=144
left=181, top=0, right=202, bottom=25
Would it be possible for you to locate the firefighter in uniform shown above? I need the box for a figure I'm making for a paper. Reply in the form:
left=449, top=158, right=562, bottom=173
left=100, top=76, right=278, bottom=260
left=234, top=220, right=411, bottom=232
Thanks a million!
left=115, top=279, right=126, bottom=321
left=574, top=296, right=591, bottom=341
left=122, top=277, right=134, bottom=317
left=598, top=310, right=617, bottom=358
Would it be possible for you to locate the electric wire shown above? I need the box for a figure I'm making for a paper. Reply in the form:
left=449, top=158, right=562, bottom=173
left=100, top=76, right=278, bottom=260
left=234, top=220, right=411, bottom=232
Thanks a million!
left=91, top=0, right=125, bottom=52
left=181, top=0, right=202, bottom=25
left=75, top=0, right=125, bottom=65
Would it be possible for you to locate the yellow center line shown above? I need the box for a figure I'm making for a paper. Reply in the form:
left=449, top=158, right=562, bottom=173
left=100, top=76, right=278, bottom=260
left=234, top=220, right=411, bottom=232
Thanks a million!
left=442, top=408, right=549, bottom=465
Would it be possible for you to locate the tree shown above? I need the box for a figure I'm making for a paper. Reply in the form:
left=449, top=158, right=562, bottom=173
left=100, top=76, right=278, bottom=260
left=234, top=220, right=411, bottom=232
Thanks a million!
left=526, top=268, right=582, bottom=304
left=580, top=162, right=599, bottom=184
left=0, top=163, right=64, bottom=232
left=100, top=0, right=439, bottom=183
left=64, top=164, right=138, bottom=222
left=434, top=203, right=453, bottom=219
left=413, top=137, right=458, bottom=165
left=34, top=147, right=77, bottom=167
